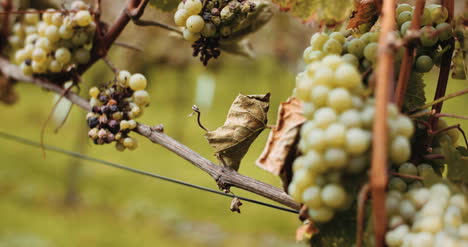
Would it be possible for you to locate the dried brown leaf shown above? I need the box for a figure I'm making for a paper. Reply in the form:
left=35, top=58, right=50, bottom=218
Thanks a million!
left=346, top=0, right=380, bottom=30
left=296, top=220, right=318, bottom=242
left=205, top=93, right=271, bottom=171
left=256, top=98, right=306, bottom=190
left=230, top=197, right=243, bottom=213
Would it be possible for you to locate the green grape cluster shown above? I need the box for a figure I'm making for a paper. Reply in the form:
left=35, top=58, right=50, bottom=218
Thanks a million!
left=86, top=71, right=150, bottom=151
left=10, top=1, right=95, bottom=75
left=174, top=0, right=258, bottom=42
left=388, top=162, right=435, bottom=193
left=289, top=54, right=414, bottom=223
left=385, top=184, right=468, bottom=247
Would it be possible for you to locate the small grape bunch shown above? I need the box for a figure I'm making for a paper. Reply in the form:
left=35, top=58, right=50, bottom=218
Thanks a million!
left=174, top=0, right=270, bottom=64
left=388, top=162, right=436, bottom=193
left=10, top=1, right=96, bottom=75
left=386, top=184, right=468, bottom=247
left=86, top=71, right=150, bottom=151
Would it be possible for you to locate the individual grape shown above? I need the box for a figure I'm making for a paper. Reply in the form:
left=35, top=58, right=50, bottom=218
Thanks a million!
left=174, top=9, right=189, bottom=27
left=396, top=4, right=413, bottom=16
left=305, top=128, right=326, bottom=152
left=395, top=115, right=414, bottom=138
left=186, top=15, right=205, bottom=33
left=52, top=13, right=64, bottom=26
left=89, top=87, right=100, bottom=98
left=118, top=70, right=131, bottom=85
left=49, top=60, right=62, bottom=73
left=31, top=48, right=47, bottom=62
left=346, top=155, right=368, bottom=174
left=340, top=109, right=362, bottom=128
left=390, top=135, right=411, bottom=164
left=400, top=21, right=411, bottom=36
left=24, top=10, right=39, bottom=25
left=183, top=29, right=201, bottom=42
left=322, top=55, right=342, bottom=70
left=302, top=186, right=323, bottom=209
left=420, top=7, right=432, bottom=26
left=123, top=137, right=137, bottom=150
left=59, top=25, right=74, bottom=39
left=428, top=4, right=448, bottom=24
left=184, top=0, right=203, bottom=15
left=129, top=73, right=147, bottom=91
left=31, top=60, right=47, bottom=73
left=20, top=62, right=33, bottom=75
left=321, top=184, right=347, bottom=208
left=75, top=10, right=92, bottom=27
left=329, top=32, right=345, bottom=44
left=341, top=54, right=359, bottom=68
left=310, top=85, right=330, bottom=107
left=73, top=48, right=91, bottom=64
left=304, top=50, right=324, bottom=64
left=310, top=32, right=329, bottom=50
left=328, top=88, right=352, bottom=112
left=308, top=207, right=334, bottom=223
left=363, top=42, right=378, bottom=63
left=324, top=123, right=346, bottom=147
left=314, top=107, right=337, bottom=128
left=313, top=66, right=334, bottom=86
left=71, top=31, right=89, bottom=46
left=133, top=90, right=150, bottom=106
left=398, top=162, right=418, bottom=182
left=45, top=25, right=60, bottom=42
left=415, top=55, right=434, bottom=73
left=420, top=26, right=438, bottom=47
left=323, top=39, right=342, bottom=55
left=201, top=23, right=216, bottom=37
left=55, top=48, right=72, bottom=64
left=345, top=128, right=370, bottom=155
left=436, top=23, right=453, bottom=41
left=397, top=11, right=413, bottom=26
left=302, top=103, right=316, bottom=119
left=324, top=148, right=347, bottom=168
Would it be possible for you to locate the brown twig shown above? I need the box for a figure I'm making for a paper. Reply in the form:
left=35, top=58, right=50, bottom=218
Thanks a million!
left=190, top=105, right=209, bottom=132
left=0, top=0, right=13, bottom=49
left=412, top=88, right=468, bottom=112
left=389, top=172, right=423, bottom=181
left=356, top=183, right=370, bottom=247
left=102, top=56, right=119, bottom=74
left=0, top=57, right=300, bottom=211
left=113, top=41, right=143, bottom=52
left=435, top=113, right=468, bottom=120
left=371, top=0, right=396, bottom=246
left=394, top=0, right=425, bottom=109
left=131, top=18, right=183, bottom=35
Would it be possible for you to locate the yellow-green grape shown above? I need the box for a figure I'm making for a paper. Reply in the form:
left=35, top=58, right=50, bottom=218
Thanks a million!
left=59, top=25, right=74, bottom=39
left=174, top=9, right=190, bottom=27
left=184, top=0, right=203, bottom=15
left=302, top=186, right=323, bottom=209
left=328, top=88, right=352, bottom=112
left=324, top=148, right=348, bottom=168
left=45, top=25, right=60, bottom=42
left=120, top=120, right=130, bottom=130
left=73, top=48, right=91, bottom=64
left=117, top=70, right=131, bottom=86
left=35, top=37, right=51, bottom=51
left=133, top=90, right=150, bottom=106
left=32, top=48, right=47, bottom=62
left=390, top=135, right=411, bottom=164
left=400, top=21, right=411, bottom=36
left=71, top=31, right=89, bottom=46
left=345, top=128, right=370, bottom=156
left=52, top=13, right=64, bottom=26
left=20, top=62, right=33, bottom=75
left=75, top=10, right=92, bottom=27
left=436, top=23, right=453, bottom=41
left=335, top=63, right=361, bottom=89
left=14, top=49, right=28, bottom=63
left=123, top=137, right=137, bottom=150
left=31, top=60, right=47, bottom=73
left=415, top=55, right=434, bottom=73
left=89, top=87, right=100, bottom=98
left=24, top=9, right=39, bottom=25
left=329, top=32, right=345, bottom=44
left=49, top=60, right=62, bottom=73
left=324, top=123, right=346, bottom=147
left=55, top=47, right=72, bottom=64
left=396, top=4, right=413, bottom=16
left=420, top=26, right=438, bottom=47
left=310, top=32, right=329, bottom=51
left=115, top=142, right=125, bottom=152
left=183, top=29, right=201, bottom=42
left=427, top=4, right=448, bottom=24
left=364, top=42, right=378, bottom=63
left=397, top=11, right=412, bottom=27
left=321, top=184, right=347, bottom=208
left=341, top=54, right=359, bottom=68
left=128, top=120, right=137, bottom=129
left=129, top=73, right=147, bottom=91
left=323, top=39, right=342, bottom=55
left=308, top=207, right=334, bottom=223
left=43, top=9, right=54, bottom=24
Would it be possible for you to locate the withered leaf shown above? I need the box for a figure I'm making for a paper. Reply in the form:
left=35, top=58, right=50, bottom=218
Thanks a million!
left=296, top=221, right=318, bottom=243
left=230, top=197, right=243, bottom=213
left=205, top=93, right=270, bottom=171
left=256, top=98, right=306, bottom=190
left=346, top=0, right=380, bottom=30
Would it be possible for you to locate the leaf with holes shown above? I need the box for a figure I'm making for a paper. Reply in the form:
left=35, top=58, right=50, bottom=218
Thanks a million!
left=346, top=0, right=380, bottom=31
left=205, top=93, right=270, bottom=171
left=256, top=97, right=305, bottom=190
left=149, top=0, right=179, bottom=12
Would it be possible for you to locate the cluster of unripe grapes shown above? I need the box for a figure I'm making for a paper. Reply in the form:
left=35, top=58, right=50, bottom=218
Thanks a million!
left=388, top=162, right=434, bottom=193
left=174, top=0, right=258, bottom=42
left=289, top=53, right=414, bottom=223
left=385, top=183, right=468, bottom=247
left=302, top=3, right=452, bottom=76
left=86, top=71, right=150, bottom=151
left=9, top=1, right=95, bottom=75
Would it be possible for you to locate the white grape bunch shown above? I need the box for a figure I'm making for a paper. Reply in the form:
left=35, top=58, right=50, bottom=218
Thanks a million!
left=9, top=1, right=95, bottom=75
left=385, top=183, right=468, bottom=247
left=289, top=51, right=415, bottom=223
left=174, top=0, right=272, bottom=65
left=86, top=71, right=150, bottom=151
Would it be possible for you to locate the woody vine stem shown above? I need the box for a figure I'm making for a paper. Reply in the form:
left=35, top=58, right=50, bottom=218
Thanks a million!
left=0, top=0, right=300, bottom=211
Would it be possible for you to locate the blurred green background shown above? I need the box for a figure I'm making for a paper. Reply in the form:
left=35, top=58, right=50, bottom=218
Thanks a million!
left=0, top=0, right=467, bottom=247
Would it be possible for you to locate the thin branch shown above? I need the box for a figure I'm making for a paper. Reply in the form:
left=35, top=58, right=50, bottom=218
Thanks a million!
left=102, top=56, right=119, bottom=74
left=113, top=41, right=143, bottom=52
left=0, top=57, right=300, bottom=211
left=394, top=0, right=425, bottom=109
left=356, top=184, right=370, bottom=247
left=413, top=88, right=468, bottom=112
left=389, top=172, right=423, bottom=181
left=371, top=0, right=396, bottom=246
left=436, top=113, right=468, bottom=120
left=131, top=18, right=183, bottom=35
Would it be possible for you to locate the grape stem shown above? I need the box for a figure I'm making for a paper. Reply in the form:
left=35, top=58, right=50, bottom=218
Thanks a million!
left=130, top=18, right=183, bottom=35
left=435, top=113, right=468, bottom=120
left=102, top=56, right=119, bottom=74
left=394, top=0, right=425, bottom=109
left=389, top=172, right=423, bottom=181
left=113, top=41, right=143, bottom=52
left=371, top=0, right=396, bottom=246
left=356, top=183, right=370, bottom=247
left=411, top=87, right=468, bottom=113
left=0, top=57, right=301, bottom=211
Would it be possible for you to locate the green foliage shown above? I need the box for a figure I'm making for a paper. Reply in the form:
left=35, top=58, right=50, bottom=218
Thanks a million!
left=440, top=140, right=468, bottom=184
left=149, top=0, right=179, bottom=12
left=273, top=0, right=354, bottom=24
left=403, top=72, right=426, bottom=113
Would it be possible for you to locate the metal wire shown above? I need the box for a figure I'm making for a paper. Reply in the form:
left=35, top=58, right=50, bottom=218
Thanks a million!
left=0, top=131, right=299, bottom=214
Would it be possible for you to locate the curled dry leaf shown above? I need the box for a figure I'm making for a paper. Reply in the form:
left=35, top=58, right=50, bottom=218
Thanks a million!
left=256, top=98, right=306, bottom=190
left=296, top=220, right=319, bottom=243
left=230, top=197, right=243, bottom=213
left=346, top=0, right=381, bottom=31
left=205, top=93, right=271, bottom=171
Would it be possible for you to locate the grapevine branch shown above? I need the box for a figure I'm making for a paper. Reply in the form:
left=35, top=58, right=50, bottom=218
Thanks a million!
left=372, top=0, right=396, bottom=246
left=394, top=0, right=425, bottom=109
left=0, top=57, right=300, bottom=211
